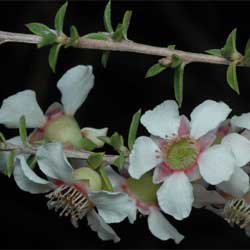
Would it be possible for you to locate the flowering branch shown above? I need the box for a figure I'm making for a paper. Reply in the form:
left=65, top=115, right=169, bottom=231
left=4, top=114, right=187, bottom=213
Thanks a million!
left=0, top=30, right=248, bottom=67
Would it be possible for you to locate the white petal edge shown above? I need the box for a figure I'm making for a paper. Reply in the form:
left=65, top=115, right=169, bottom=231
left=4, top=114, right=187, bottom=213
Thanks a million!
left=0, top=90, right=45, bottom=128
left=231, top=113, right=250, bottom=130
left=157, top=172, right=194, bottom=220
left=190, top=100, right=231, bottom=139
left=87, top=210, right=120, bottom=243
left=36, top=143, right=73, bottom=182
left=128, top=136, right=162, bottom=179
left=13, top=156, right=52, bottom=194
left=81, top=127, right=108, bottom=148
left=57, top=65, right=94, bottom=115
left=222, top=133, right=250, bottom=167
left=140, top=100, right=180, bottom=138
left=89, top=191, right=135, bottom=223
left=198, top=144, right=235, bottom=185
left=148, top=209, right=184, bottom=243
left=217, top=167, right=250, bottom=197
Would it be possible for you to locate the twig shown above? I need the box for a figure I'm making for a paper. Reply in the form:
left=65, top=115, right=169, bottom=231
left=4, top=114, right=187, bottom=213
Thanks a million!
left=0, top=30, right=248, bottom=67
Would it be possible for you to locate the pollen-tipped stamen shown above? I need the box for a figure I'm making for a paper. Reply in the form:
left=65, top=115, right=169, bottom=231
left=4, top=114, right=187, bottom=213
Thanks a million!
left=46, top=184, right=91, bottom=227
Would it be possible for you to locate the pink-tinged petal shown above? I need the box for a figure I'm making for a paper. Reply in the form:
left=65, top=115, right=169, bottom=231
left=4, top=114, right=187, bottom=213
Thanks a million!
left=197, top=131, right=216, bottom=152
left=222, top=133, right=250, bottom=167
left=87, top=210, right=120, bottom=243
left=89, top=191, right=135, bottom=224
left=190, top=100, right=231, bottom=139
left=217, top=167, right=249, bottom=198
left=231, top=113, right=250, bottom=130
left=45, top=102, right=64, bottom=118
left=141, top=100, right=180, bottom=138
left=198, top=144, right=235, bottom=185
left=0, top=90, right=45, bottom=128
left=36, top=143, right=73, bottom=182
left=153, top=163, right=171, bottom=184
left=192, top=184, right=226, bottom=208
left=157, top=172, right=194, bottom=220
left=148, top=209, right=184, bottom=243
left=178, top=115, right=190, bottom=136
left=57, top=65, right=94, bottom=115
left=216, top=119, right=231, bottom=137
left=28, top=128, right=44, bottom=144
left=186, top=167, right=201, bottom=182
left=128, top=136, right=162, bottom=179
left=13, top=156, right=53, bottom=194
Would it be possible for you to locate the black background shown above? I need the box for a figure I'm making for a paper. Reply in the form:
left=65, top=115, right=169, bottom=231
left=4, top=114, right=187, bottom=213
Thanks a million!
left=0, top=0, right=250, bottom=248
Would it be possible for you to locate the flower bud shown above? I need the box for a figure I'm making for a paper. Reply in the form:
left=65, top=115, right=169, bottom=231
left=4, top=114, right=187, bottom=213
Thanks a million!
left=81, top=127, right=108, bottom=148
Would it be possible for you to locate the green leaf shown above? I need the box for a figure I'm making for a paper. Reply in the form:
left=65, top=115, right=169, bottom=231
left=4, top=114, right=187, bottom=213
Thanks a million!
left=54, top=2, right=68, bottom=33
left=26, top=22, right=51, bottom=36
left=168, top=44, right=176, bottom=49
left=48, top=43, right=62, bottom=73
left=84, top=32, right=109, bottom=41
left=27, top=156, right=37, bottom=170
left=112, top=23, right=124, bottom=42
left=19, top=116, right=27, bottom=145
left=206, top=49, right=222, bottom=57
left=122, top=10, right=132, bottom=40
left=112, top=153, right=125, bottom=169
left=38, top=33, right=57, bottom=48
left=82, top=137, right=97, bottom=151
left=244, top=38, right=250, bottom=55
left=64, top=25, right=79, bottom=48
left=128, top=110, right=141, bottom=151
left=226, top=62, right=240, bottom=94
left=110, top=132, right=124, bottom=152
left=101, top=51, right=110, bottom=68
left=5, top=151, right=15, bottom=178
left=221, top=28, right=241, bottom=60
left=145, top=63, right=166, bottom=78
left=88, top=152, right=104, bottom=170
left=174, top=63, right=185, bottom=107
left=98, top=166, right=113, bottom=192
left=171, top=54, right=182, bottom=68
left=98, top=136, right=111, bottom=145
left=0, top=132, right=6, bottom=142
left=103, top=0, right=113, bottom=33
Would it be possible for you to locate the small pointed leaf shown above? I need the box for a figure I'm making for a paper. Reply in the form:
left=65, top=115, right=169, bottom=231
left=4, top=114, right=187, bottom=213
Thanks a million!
left=82, top=137, right=97, bottom=151
left=171, top=54, right=182, bottom=68
left=101, top=51, right=110, bottom=68
left=54, top=2, right=68, bottom=34
left=206, top=49, right=222, bottom=57
left=103, top=0, right=113, bottom=33
left=112, top=153, right=125, bottom=169
left=48, top=43, right=62, bottom=73
left=26, top=23, right=51, bottom=36
left=112, top=23, right=124, bottom=41
left=110, top=132, right=124, bottom=152
left=64, top=25, right=79, bottom=48
left=84, top=32, right=109, bottom=41
left=5, top=151, right=15, bottom=178
left=0, top=132, right=6, bottom=142
left=98, top=136, right=111, bottom=145
left=174, top=63, right=185, bottom=107
left=226, top=62, right=240, bottom=94
left=88, top=152, right=104, bottom=170
left=98, top=166, right=113, bottom=192
left=168, top=44, right=176, bottom=49
left=145, top=63, right=166, bottom=78
left=128, top=109, right=141, bottom=151
left=19, top=116, right=27, bottom=145
left=122, top=10, right=132, bottom=40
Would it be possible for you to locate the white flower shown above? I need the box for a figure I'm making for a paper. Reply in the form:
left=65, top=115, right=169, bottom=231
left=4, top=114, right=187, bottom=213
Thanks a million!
left=128, top=99, right=236, bottom=220
left=106, top=166, right=184, bottom=244
left=0, top=65, right=107, bottom=148
left=13, top=143, right=135, bottom=243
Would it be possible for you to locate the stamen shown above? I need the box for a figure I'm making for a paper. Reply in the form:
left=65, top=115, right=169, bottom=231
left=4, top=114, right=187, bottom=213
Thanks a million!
left=223, top=199, right=250, bottom=229
left=45, top=184, right=91, bottom=227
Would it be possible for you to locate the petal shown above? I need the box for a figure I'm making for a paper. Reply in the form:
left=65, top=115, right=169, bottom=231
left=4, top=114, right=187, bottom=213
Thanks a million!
left=231, top=113, right=250, bottom=130
left=148, top=209, right=184, bottom=243
left=105, top=165, right=126, bottom=190
left=0, top=90, right=45, bottom=128
left=36, top=143, right=73, bottom=182
left=197, top=131, right=216, bottom=152
left=152, top=163, right=170, bottom=184
left=81, top=127, right=108, bottom=148
left=192, top=184, right=226, bottom=208
left=45, top=102, right=64, bottom=117
left=217, top=167, right=249, bottom=197
left=89, top=191, right=135, bottom=223
left=157, top=172, right=194, bottom=220
left=222, top=133, right=250, bottom=167
left=57, top=65, right=94, bottom=115
left=140, top=100, right=180, bottom=138
left=13, top=156, right=52, bottom=194
left=198, top=144, right=235, bottom=185
left=178, top=115, right=190, bottom=136
left=190, top=100, right=231, bottom=139
left=87, top=210, right=120, bottom=243
left=128, top=136, right=162, bottom=179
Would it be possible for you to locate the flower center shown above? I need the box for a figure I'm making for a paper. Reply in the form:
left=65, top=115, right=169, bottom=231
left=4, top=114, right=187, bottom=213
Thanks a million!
left=164, top=136, right=199, bottom=171
left=46, top=184, right=92, bottom=228
left=127, top=172, right=160, bottom=206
